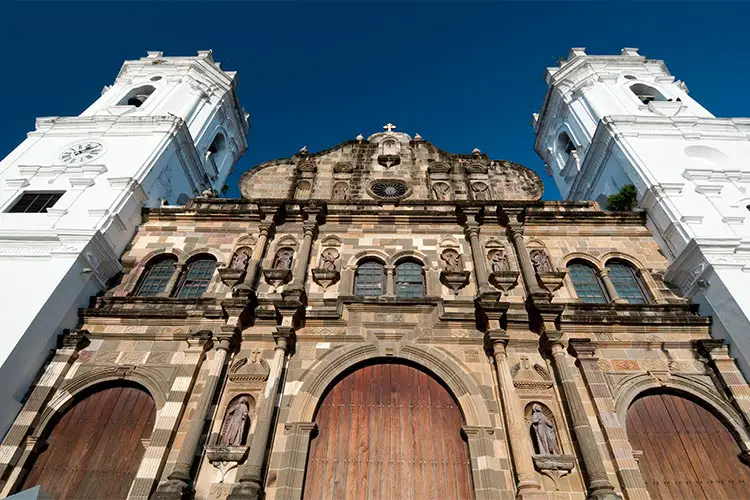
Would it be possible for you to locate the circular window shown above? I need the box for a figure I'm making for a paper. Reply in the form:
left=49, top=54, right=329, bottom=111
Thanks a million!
left=370, top=180, right=409, bottom=200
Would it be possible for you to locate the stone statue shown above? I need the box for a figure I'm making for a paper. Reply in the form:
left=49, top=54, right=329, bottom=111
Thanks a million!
left=440, top=249, right=462, bottom=272
left=320, top=248, right=340, bottom=271
left=531, top=404, right=559, bottom=455
left=432, top=183, right=451, bottom=201
left=219, top=396, right=250, bottom=446
left=273, top=248, right=294, bottom=270
left=332, top=182, right=349, bottom=200
left=488, top=249, right=509, bottom=273
left=230, top=248, right=251, bottom=270
left=530, top=250, right=552, bottom=274
left=472, top=183, right=490, bottom=201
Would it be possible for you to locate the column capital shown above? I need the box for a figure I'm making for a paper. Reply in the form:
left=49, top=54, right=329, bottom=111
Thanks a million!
left=273, top=327, right=297, bottom=353
left=463, top=223, right=480, bottom=239
left=301, top=221, right=318, bottom=238
left=568, top=338, right=598, bottom=360
left=59, top=328, right=91, bottom=351
left=483, top=330, right=509, bottom=356
left=506, top=224, right=525, bottom=239
left=597, top=268, right=610, bottom=277
left=696, top=339, right=730, bottom=359
left=258, top=222, right=274, bottom=237
left=541, top=331, right=567, bottom=354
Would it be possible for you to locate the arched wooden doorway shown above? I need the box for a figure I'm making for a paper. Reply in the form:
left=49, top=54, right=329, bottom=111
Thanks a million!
left=303, top=362, right=474, bottom=500
left=627, top=391, right=750, bottom=499
left=19, top=383, right=156, bottom=499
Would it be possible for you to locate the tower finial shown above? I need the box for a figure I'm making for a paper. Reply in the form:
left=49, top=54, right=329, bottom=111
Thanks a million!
left=383, top=123, right=396, bottom=133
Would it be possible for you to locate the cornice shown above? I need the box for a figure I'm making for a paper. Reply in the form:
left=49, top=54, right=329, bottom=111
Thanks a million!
left=30, top=115, right=187, bottom=137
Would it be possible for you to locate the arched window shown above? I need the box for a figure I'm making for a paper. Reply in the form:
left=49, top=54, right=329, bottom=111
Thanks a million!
left=556, top=131, right=576, bottom=158
left=395, top=260, right=425, bottom=298
left=174, top=255, right=216, bottom=298
left=354, top=260, right=385, bottom=297
left=135, top=255, right=177, bottom=297
left=118, top=85, right=156, bottom=107
left=606, top=260, right=649, bottom=304
left=206, top=133, right=227, bottom=177
left=568, top=260, right=608, bottom=303
left=630, top=83, right=667, bottom=105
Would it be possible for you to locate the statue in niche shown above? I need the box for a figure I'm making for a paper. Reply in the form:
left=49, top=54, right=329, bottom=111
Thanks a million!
left=332, top=182, right=349, bottom=200
left=432, top=182, right=451, bottom=201
left=531, top=404, right=559, bottom=455
left=441, top=249, right=462, bottom=272
left=295, top=181, right=311, bottom=198
left=273, top=248, right=294, bottom=270
left=230, top=247, right=252, bottom=271
left=319, top=248, right=340, bottom=271
left=530, top=249, right=552, bottom=273
left=219, top=396, right=250, bottom=446
left=488, top=249, right=510, bottom=273
left=471, top=182, right=490, bottom=200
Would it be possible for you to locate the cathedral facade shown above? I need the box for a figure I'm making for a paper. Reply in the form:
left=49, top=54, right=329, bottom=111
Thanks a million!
left=2, top=126, right=750, bottom=500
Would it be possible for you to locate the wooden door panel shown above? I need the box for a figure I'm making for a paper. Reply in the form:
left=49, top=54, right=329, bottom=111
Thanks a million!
left=627, top=393, right=750, bottom=500
left=20, top=384, right=155, bottom=500
left=304, top=363, right=473, bottom=500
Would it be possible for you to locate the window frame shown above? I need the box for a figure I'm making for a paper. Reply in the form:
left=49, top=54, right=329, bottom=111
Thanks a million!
left=606, top=260, right=650, bottom=304
left=395, top=260, right=425, bottom=298
left=173, top=256, right=217, bottom=299
left=134, top=255, right=178, bottom=297
left=354, top=259, right=386, bottom=297
left=6, top=191, right=65, bottom=213
left=567, top=260, right=609, bottom=304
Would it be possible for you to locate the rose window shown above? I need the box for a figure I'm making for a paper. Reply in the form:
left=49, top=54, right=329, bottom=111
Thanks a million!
left=371, top=180, right=408, bottom=199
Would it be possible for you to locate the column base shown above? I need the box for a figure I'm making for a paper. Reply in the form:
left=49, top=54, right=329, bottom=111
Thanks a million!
left=151, top=479, right=192, bottom=500
left=226, top=480, right=263, bottom=500
left=587, top=486, right=622, bottom=500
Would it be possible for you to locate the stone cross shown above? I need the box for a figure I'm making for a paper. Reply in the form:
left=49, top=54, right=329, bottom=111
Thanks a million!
left=383, top=123, right=396, bottom=132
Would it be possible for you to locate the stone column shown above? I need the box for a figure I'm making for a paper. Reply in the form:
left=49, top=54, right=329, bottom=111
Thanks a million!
left=235, top=221, right=273, bottom=297
left=543, top=333, right=620, bottom=500
left=287, top=221, right=317, bottom=292
left=507, top=225, right=547, bottom=300
left=568, top=339, right=649, bottom=500
left=597, top=269, right=625, bottom=304
left=161, top=263, right=185, bottom=297
left=464, top=223, right=491, bottom=295
left=384, top=265, right=396, bottom=297
left=485, top=332, right=545, bottom=499
left=229, top=329, right=295, bottom=500
left=153, top=336, right=233, bottom=499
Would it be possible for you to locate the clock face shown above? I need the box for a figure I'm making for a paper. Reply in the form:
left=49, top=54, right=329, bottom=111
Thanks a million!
left=59, top=141, right=104, bottom=165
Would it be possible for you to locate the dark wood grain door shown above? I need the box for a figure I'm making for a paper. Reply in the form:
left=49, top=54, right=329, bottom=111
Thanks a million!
left=303, top=363, right=474, bottom=500
left=627, top=392, right=750, bottom=500
left=20, top=384, right=156, bottom=499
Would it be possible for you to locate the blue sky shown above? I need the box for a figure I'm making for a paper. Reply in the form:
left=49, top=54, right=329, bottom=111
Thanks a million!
left=1, top=2, right=748, bottom=200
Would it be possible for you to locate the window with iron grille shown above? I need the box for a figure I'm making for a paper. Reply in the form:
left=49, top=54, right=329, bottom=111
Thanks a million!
left=607, top=261, right=649, bottom=304
left=135, top=256, right=177, bottom=297
left=354, top=260, right=385, bottom=297
left=7, top=192, right=64, bottom=213
left=396, top=261, right=424, bottom=298
left=568, top=261, right=608, bottom=304
left=174, top=257, right=216, bottom=299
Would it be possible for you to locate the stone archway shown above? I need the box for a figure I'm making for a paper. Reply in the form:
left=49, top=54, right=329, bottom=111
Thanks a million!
left=19, top=382, right=156, bottom=499
left=302, top=361, right=473, bottom=500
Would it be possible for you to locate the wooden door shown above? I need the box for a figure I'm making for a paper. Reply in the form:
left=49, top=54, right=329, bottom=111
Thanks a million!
left=627, top=392, right=750, bottom=500
left=303, top=363, right=474, bottom=500
left=20, top=384, right=156, bottom=499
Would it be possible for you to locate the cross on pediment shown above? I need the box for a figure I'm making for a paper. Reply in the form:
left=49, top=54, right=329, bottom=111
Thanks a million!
left=383, top=123, right=396, bottom=133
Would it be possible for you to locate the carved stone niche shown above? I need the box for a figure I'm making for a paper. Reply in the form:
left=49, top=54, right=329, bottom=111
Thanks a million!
left=525, top=402, right=575, bottom=485
left=378, top=137, right=401, bottom=169
left=312, top=248, right=340, bottom=290
left=218, top=246, right=253, bottom=287
left=263, top=247, right=294, bottom=291
left=439, top=248, right=470, bottom=294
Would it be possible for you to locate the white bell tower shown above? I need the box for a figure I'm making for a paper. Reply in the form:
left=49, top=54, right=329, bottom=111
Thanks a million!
left=0, top=50, right=249, bottom=437
left=532, top=47, right=750, bottom=378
